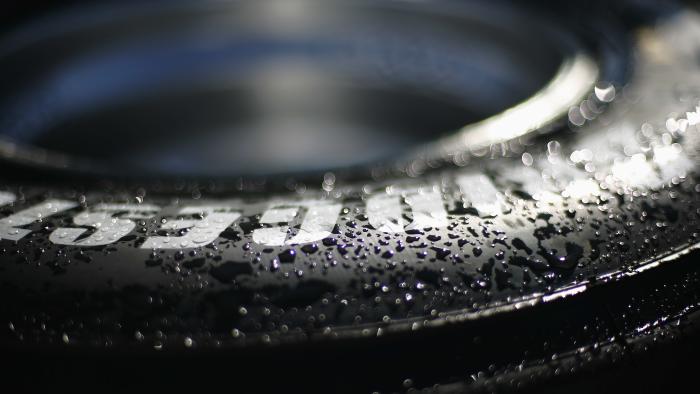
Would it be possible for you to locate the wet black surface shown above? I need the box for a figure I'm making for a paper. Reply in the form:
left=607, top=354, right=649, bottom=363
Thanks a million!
left=0, top=1, right=699, bottom=392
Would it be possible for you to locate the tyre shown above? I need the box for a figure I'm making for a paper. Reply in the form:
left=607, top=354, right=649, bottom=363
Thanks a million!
left=0, top=1, right=699, bottom=392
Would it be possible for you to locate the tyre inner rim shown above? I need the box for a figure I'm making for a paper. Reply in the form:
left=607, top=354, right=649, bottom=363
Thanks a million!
left=0, top=0, right=597, bottom=177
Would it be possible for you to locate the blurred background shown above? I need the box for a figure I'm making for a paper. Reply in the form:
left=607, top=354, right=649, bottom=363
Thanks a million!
left=0, top=0, right=649, bottom=178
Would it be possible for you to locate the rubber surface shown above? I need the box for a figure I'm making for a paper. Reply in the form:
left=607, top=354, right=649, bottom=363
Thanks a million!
left=0, top=1, right=699, bottom=392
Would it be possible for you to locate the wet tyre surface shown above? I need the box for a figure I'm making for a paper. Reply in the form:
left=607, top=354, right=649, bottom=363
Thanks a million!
left=0, top=1, right=699, bottom=392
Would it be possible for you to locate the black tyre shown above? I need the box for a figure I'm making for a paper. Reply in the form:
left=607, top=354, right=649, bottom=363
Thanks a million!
left=0, top=1, right=699, bottom=392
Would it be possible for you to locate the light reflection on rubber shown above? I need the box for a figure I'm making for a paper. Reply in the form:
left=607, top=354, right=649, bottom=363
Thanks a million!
left=437, top=53, right=599, bottom=155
